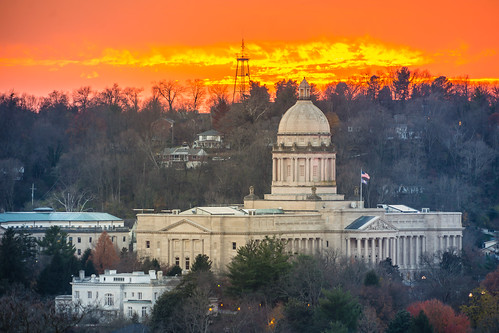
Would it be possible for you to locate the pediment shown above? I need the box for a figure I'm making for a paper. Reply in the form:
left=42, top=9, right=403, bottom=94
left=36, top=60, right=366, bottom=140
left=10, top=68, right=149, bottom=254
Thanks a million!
left=159, top=219, right=211, bottom=233
left=363, top=219, right=397, bottom=231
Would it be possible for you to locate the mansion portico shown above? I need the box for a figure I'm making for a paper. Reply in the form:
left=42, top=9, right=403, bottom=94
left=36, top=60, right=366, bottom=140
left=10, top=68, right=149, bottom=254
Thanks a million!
left=136, top=79, right=463, bottom=274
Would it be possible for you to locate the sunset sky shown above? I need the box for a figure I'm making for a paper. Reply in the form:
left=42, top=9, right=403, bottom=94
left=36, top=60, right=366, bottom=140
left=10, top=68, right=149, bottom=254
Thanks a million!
left=1, top=0, right=498, bottom=97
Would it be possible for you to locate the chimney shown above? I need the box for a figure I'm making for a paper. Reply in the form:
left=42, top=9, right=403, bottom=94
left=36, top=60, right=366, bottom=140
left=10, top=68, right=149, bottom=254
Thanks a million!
left=79, top=270, right=85, bottom=280
left=149, top=270, right=157, bottom=279
left=157, top=271, right=163, bottom=279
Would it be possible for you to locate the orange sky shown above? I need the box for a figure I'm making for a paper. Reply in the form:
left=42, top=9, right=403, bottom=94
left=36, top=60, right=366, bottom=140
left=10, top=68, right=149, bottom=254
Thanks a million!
left=1, top=0, right=498, bottom=97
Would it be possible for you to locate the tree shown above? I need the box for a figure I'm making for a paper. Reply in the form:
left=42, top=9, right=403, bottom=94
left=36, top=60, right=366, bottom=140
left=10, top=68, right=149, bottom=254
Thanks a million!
left=186, top=79, right=206, bottom=111
left=0, top=228, right=36, bottom=289
left=386, top=310, right=415, bottom=333
left=393, top=67, right=411, bottom=101
left=226, top=236, right=291, bottom=303
left=366, top=75, right=381, bottom=101
left=154, top=80, right=184, bottom=112
left=91, top=231, right=119, bottom=274
left=315, top=287, right=362, bottom=332
left=191, top=254, right=212, bottom=273
left=407, top=299, right=470, bottom=333
left=37, top=226, right=75, bottom=257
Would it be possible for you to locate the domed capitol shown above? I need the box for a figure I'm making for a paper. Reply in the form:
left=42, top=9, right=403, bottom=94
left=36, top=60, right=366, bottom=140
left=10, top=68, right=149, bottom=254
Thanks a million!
left=136, top=79, right=463, bottom=275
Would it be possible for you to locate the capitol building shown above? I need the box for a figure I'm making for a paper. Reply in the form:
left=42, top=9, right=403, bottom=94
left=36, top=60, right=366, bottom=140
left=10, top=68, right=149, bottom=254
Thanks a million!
left=136, top=79, right=463, bottom=274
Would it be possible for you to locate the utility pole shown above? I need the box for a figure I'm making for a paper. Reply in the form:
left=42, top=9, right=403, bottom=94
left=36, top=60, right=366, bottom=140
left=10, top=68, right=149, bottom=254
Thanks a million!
left=31, top=183, right=36, bottom=207
left=233, top=39, right=250, bottom=103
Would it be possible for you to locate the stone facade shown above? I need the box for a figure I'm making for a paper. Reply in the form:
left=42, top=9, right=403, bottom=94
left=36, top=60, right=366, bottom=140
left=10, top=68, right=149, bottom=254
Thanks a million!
left=136, top=79, right=463, bottom=274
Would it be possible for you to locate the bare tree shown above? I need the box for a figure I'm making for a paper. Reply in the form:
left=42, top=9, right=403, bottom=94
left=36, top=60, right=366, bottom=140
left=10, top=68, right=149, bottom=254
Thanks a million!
left=122, top=86, right=144, bottom=112
left=72, top=86, right=93, bottom=112
left=49, top=181, right=95, bottom=212
left=154, top=80, right=185, bottom=112
left=187, top=79, right=206, bottom=112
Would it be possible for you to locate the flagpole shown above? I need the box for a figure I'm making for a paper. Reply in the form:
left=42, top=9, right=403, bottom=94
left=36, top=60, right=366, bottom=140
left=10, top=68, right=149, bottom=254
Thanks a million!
left=360, top=169, right=363, bottom=208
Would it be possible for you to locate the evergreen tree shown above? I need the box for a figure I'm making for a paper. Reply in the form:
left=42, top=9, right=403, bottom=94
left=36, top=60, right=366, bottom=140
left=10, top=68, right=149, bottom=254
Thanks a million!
left=0, top=228, right=36, bottom=290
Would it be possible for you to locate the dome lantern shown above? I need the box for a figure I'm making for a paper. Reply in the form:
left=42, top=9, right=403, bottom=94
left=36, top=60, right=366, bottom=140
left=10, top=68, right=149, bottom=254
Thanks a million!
left=298, top=78, right=311, bottom=100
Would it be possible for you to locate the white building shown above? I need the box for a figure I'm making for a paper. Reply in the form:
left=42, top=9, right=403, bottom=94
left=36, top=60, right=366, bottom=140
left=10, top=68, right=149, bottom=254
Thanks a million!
left=68, top=269, right=180, bottom=320
left=0, top=208, right=130, bottom=257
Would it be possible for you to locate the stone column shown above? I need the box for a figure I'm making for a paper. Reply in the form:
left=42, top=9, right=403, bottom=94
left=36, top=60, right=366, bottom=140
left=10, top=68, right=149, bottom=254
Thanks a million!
left=346, top=237, right=350, bottom=257
left=272, top=158, right=277, bottom=182
left=415, top=235, right=420, bottom=267
left=356, top=238, right=361, bottom=258
left=181, top=239, right=185, bottom=269
left=190, top=239, right=194, bottom=262
left=378, top=238, right=383, bottom=262
left=364, top=237, right=369, bottom=263
left=370, top=238, right=376, bottom=264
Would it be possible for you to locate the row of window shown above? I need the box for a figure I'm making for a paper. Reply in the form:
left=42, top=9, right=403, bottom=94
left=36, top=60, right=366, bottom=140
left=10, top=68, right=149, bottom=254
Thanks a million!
left=69, top=236, right=127, bottom=244
left=75, top=291, right=150, bottom=304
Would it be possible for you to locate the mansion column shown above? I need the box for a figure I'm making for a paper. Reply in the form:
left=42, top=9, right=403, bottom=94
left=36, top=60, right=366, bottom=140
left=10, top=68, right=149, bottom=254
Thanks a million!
left=346, top=237, right=350, bottom=257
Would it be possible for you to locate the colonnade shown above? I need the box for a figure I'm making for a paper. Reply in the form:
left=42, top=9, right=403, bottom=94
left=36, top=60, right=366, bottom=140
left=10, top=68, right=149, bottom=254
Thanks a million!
left=272, top=156, right=335, bottom=183
left=345, top=233, right=463, bottom=269
left=255, top=237, right=323, bottom=255
left=166, top=238, right=205, bottom=269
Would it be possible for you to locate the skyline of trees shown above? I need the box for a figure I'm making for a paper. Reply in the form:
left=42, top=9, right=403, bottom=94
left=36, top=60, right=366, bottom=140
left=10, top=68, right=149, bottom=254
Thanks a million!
left=0, top=67, right=498, bottom=230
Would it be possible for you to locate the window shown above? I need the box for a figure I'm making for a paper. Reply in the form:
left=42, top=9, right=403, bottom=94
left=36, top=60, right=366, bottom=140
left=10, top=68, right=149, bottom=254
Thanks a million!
left=123, top=236, right=126, bottom=242
left=300, top=165, right=305, bottom=177
left=287, top=165, right=291, bottom=177
left=138, top=292, right=143, bottom=300
left=154, top=292, right=158, bottom=301
left=146, top=241, right=150, bottom=248
left=313, top=166, right=318, bottom=177
left=132, top=292, right=135, bottom=297
left=89, top=237, right=92, bottom=243
left=185, top=257, right=190, bottom=270
left=175, top=257, right=180, bottom=266
left=105, top=293, right=114, bottom=306
left=77, top=237, right=81, bottom=243
left=77, top=249, right=81, bottom=255
left=69, top=237, right=73, bottom=244
left=74, top=291, right=80, bottom=299
left=128, top=307, right=133, bottom=317
left=124, top=292, right=127, bottom=298
left=232, top=242, right=237, bottom=250
left=88, top=291, right=92, bottom=299
left=142, top=306, right=147, bottom=317
left=326, top=241, right=329, bottom=248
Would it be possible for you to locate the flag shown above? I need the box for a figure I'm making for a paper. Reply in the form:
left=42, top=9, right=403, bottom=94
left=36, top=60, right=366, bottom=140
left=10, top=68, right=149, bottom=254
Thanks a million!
left=361, top=171, right=370, bottom=180
left=362, top=178, right=368, bottom=184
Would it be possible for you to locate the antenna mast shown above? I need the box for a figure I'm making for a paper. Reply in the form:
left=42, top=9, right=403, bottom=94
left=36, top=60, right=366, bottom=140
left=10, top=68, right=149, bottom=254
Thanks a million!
left=233, top=39, right=250, bottom=103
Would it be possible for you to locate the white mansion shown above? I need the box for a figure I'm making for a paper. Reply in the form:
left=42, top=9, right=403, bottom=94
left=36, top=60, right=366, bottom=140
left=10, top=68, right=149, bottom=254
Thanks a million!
left=136, top=79, right=463, bottom=274
left=57, top=269, right=180, bottom=320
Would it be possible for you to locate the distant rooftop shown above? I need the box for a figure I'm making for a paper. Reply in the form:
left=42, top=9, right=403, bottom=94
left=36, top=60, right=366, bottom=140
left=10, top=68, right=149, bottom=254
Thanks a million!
left=377, top=204, right=419, bottom=213
left=0, top=211, right=122, bottom=223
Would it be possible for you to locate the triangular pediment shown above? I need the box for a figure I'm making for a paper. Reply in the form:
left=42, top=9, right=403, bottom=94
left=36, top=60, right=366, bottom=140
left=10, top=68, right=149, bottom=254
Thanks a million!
left=345, top=216, right=397, bottom=231
left=363, top=219, right=397, bottom=231
left=159, top=219, right=211, bottom=233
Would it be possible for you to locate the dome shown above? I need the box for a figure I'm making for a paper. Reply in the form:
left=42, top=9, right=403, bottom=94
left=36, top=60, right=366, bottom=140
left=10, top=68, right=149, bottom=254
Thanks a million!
left=277, top=100, right=330, bottom=135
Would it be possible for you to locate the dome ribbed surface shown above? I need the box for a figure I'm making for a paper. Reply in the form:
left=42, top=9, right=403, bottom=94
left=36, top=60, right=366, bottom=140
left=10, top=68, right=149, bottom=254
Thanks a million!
left=278, top=100, right=330, bottom=135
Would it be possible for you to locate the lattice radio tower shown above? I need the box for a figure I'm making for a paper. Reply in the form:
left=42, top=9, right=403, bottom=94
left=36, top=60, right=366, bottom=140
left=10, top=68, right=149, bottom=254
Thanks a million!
left=233, top=39, right=250, bottom=103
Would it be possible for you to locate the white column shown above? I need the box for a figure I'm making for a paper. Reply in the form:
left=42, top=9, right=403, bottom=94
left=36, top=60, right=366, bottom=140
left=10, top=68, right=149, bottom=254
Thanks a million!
left=370, top=238, right=376, bottom=264
left=378, top=238, right=383, bottom=262
left=415, top=235, right=420, bottom=267
left=346, top=237, right=350, bottom=257
left=356, top=238, right=361, bottom=258
left=181, top=239, right=185, bottom=269
left=458, top=235, right=462, bottom=251
left=364, top=238, right=369, bottom=262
